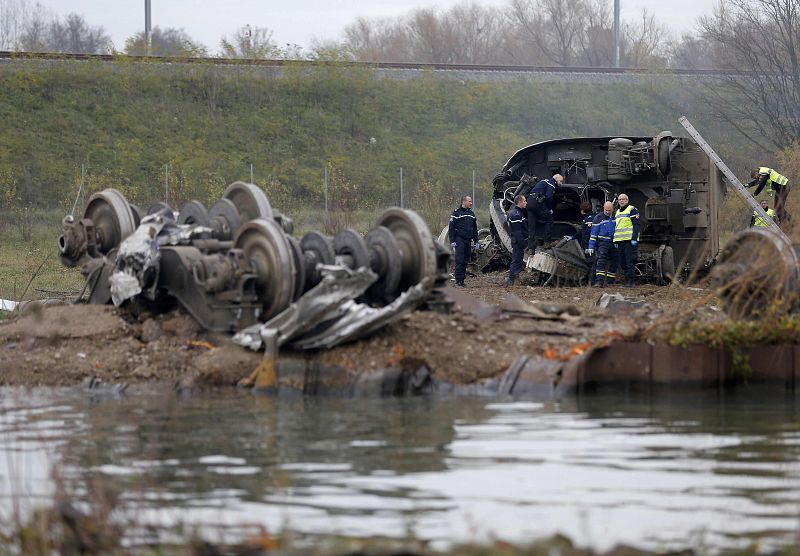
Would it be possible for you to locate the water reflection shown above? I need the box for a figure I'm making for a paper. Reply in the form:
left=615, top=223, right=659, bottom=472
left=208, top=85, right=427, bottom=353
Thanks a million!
left=0, top=387, right=799, bottom=552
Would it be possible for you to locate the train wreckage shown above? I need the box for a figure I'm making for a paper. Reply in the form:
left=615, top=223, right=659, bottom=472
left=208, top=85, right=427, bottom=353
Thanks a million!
left=459, top=129, right=729, bottom=285
left=52, top=117, right=794, bottom=388
left=58, top=182, right=450, bottom=352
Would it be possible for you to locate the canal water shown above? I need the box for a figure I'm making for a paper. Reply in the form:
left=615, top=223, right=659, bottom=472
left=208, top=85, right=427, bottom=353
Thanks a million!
left=0, top=386, right=799, bottom=552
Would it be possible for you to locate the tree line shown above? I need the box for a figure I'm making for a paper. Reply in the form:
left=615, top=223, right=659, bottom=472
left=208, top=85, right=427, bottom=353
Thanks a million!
left=0, top=0, right=302, bottom=58
left=0, top=0, right=786, bottom=71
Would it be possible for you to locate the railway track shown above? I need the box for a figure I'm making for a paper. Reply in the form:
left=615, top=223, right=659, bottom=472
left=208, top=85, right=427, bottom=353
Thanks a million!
left=0, top=50, right=737, bottom=77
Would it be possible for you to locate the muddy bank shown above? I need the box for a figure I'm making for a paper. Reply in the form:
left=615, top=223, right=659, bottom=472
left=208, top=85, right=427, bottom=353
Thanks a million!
left=0, top=273, right=720, bottom=389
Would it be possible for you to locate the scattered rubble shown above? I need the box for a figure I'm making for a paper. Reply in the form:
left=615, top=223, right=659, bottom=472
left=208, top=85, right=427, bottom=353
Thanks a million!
left=0, top=274, right=717, bottom=389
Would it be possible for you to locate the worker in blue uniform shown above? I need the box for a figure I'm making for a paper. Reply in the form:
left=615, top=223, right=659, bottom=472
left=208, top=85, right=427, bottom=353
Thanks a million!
left=505, top=194, right=528, bottom=286
left=588, top=201, right=617, bottom=287
left=448, top=195, right=479, bottom=287
left=525, top=173, right=564, bottom=254
left=613, top=193, right=641, bottom=288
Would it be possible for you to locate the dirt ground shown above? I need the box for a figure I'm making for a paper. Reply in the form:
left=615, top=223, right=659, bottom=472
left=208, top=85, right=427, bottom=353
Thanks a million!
left=0, top=272, right=720, bottom=388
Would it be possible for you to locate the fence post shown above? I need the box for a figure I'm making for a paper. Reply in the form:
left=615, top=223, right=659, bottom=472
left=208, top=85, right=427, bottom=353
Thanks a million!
left=472, top=169, right=476, bottom=206
left=399, top=167, right=404, bottom=208
left=324, top=164, right=328, bottom=217
left=164, top=163, right=169, bottom=205
left=250, top=162, right=254, bottom=184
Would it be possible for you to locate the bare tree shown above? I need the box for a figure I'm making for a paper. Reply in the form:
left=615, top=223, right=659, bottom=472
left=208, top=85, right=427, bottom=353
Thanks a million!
left=220, top=26, right=279, bottom=59
left=17, top=10, right=112, bottom=54
left=46, top=13, right=112, bottom=54
left=668, top=33, right=721, bottom=69
left=700, top=0, right=800, bottom=149
left=17, top=2, right=50, bottom=52
left=343, top=2, right=505, bottom=64
left=343, top=16, right=415, bottom=62
left=0, top=0, right=37, bottom=50
left=622, top=8, right=669, bottom=68
left=449, top=2, right=505, bottom=64
left=339, top=0, right=672, bottom=68
left=576, top=0, right=614, bottom=67
left=506, top=0, right=665, bottom=67
left=125, top=27, right=207, bottom=57
left=406, top=8, right=458, bottom=63
left=343, top=17, right=406, bottom=62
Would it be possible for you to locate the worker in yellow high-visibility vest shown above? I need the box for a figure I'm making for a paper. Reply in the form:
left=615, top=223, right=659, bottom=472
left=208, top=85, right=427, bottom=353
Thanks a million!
left=750, top=199, right=778, bottom=227
left=613, top=193, right=640, bottom=288
left=748, top=166, right=790, bottom=223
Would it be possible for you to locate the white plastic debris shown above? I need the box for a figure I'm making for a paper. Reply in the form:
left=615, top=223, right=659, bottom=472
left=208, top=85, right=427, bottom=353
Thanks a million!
left=0, top=299, right=17, bottom=311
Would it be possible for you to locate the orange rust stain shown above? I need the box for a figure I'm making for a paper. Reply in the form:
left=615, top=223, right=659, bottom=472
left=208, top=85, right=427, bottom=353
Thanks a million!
left=564, top=341, right=593, bottom=360
left=542, top=346, right=560, bottom=360
left=187, top=340, right=216, bottom=350
left=386, top=344, right=405, bottom=367
left=243, top=526, right=279, bottom=551
left=544, top=342, right=594, bottom=362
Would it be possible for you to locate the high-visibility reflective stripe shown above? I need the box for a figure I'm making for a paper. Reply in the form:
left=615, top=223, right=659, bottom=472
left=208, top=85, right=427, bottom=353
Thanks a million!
left=759, top=166, right=789, bottom=187
left=508, top=218, right=526, bottom=223
left=753, top=208, right=775, bottom=227
left=772, top=171, right=789, bottom=186
left=450, top=214, right=476, bottom=220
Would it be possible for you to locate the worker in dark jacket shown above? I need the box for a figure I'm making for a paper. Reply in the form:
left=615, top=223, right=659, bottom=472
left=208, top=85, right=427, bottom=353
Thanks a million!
left=613, top=193, right=640, bottom=288
left=747, top=166, right=791, bottom=222
left=505, top=194, right=528, bottom=286
left=575, top=201, right=596, bottom=251
left=525, top=173, right=564, bottom=254
left=589, top=201, right=617, bottom=286
left=448, top=195, right=479, bottom=287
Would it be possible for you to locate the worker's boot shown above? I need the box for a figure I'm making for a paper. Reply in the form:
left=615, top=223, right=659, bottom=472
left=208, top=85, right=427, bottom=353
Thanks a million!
left=455, top=281, right=465, bottom=288
left=504, top=276, right=515, bottom=287
left=592, top=280, right=604, bottom=288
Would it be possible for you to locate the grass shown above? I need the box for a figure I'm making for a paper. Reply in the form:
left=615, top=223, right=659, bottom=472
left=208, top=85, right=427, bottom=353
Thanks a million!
left=0, top=216, right=83, bottom=302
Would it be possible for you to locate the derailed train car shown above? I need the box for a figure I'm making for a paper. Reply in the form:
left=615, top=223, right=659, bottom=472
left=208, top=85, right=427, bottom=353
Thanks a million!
left=485, top=132, right=727, bottom=283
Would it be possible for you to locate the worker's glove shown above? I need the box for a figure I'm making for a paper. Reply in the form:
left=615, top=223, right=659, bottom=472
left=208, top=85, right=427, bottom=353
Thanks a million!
left=550, top=210, right=554, bottom=214
left=585, top=248, right=594, bottom=256
left=564, top=235, right=573, bottom=240
left=450, top=242, right=457, bottom=249
left=473, top=242, right=480, bottom=250
left=631, top=240, right=638, bottom=247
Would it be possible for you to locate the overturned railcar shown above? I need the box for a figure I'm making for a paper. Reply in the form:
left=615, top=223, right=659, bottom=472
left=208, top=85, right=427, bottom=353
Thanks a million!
left=488, top=132, right=726, bottom=282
